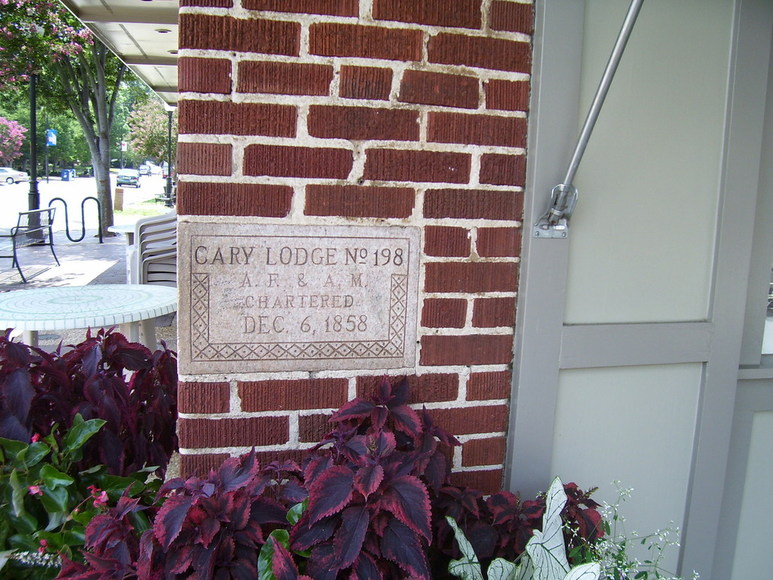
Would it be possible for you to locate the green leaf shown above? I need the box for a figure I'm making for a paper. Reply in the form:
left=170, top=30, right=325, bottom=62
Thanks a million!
left=0, top=438, right=29, bottom=456
left=0, top=549, right=15, bottom=571
left=40, top=486, right=70, bottom=514
left=286, top=500, right=307, bottom=525
left=40, top=464, right=75, bottom=489
left=63, top=418, right=106, bottom=453
left=446, top=516, right=484, bottom=580
left=99, top=474, right=145, bottom=498
left=22, top=442, right=51, bottom=468
left=9, top=470, right=27, bottom=518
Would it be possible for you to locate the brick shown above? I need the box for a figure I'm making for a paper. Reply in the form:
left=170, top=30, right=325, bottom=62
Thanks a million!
left=477, top=227, right=521, bottom=257
left=430, top=405, right=509, bottom=434
left=463, top=437, right=507, bottom=466
left=300, top=413, right=333, bottom=443
left=480, top=154, right=526, bottom=186
left=472, top=297, right=516, bottom=328
left=339, top=66, right=392, bottom=101
left=450, top=469, right=503, bottom=494
left=310, top=23, right=422, bottom=61
left=398, top=70, right=479, bottom=109
left=356, top=374, right=459, bottom=403
left=239, top=379, right=348, bottom=412
left=255, top=449, right=308, bottom=466
left=373, top=0, right=481, bottom=29
left=485, top=79, right=530, bottom=112
left=424, top=189, right=521, bottom=221
left=468, top=371, right=511, bottom=400
left=428, top=33, right=531, bottom=74
left=179, top=57, right=232, bottom=94
left=238, top=61, right=333, bottom=96
left=428, top=112, right=526, bottom=147
left=364, top=149, right=470, bottom=184
left=178, top=416, right=289, bottom=448
left=308, top=105, right=419, bottom=141
left=178, top=143, right=231, bottom=176
left=305, top=184, right=415, bottom=218
left=177, top=182, right=293, bottom=217
left=424, top=226, right=470, bottom=257
left=421, top=334, right=514, bottom=365
left=179, top=101, right=295, bottom=137
left=244, top=145, right=352, bottom=179
left=243, top=0, right=358, bottom=16
left=490, top=1, right=534, bottom=34
left=425, top=262, right=517, bottom=293
left=179, top=453, right=230, bottom=477
left=178, top=381, right=230, bottom=414
left=422, top=298, right=467, bottom=328
left=179, top=14, right=299, bottom=55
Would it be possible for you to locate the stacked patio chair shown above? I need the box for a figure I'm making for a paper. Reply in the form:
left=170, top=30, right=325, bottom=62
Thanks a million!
left=131, top=211, right=177, bottom=286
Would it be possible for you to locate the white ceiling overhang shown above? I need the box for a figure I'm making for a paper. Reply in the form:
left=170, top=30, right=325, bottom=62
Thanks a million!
left=58, top=0, right=179, bottom=106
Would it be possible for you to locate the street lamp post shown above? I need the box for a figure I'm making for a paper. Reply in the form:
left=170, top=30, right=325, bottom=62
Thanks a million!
left=28, top=73, right=40, bottom=211
left=164, top=104, right=175, bottom=207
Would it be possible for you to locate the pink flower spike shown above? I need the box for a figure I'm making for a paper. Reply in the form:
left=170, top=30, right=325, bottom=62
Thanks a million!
left=28, top=485, right=43, bottom=496
left=31, top=433, right=40, bottom=443
left=92, top=490, right=109, bottom=507
left=38, top=539, right=48, bottom=554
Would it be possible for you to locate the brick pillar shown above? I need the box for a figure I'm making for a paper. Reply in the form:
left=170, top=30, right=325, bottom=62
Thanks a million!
left=176, top=0, right=533, bottom=493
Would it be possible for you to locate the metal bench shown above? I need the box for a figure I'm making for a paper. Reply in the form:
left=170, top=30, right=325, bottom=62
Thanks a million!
left=0, top=208, right=60, bottom=283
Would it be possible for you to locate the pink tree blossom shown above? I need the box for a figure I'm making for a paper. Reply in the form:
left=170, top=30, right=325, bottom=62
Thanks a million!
left=0, top=116, right=27, bottom=165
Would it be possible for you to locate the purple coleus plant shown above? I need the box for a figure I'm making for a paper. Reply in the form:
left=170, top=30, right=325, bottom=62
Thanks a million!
left=289, top=377, right=460, bottom=579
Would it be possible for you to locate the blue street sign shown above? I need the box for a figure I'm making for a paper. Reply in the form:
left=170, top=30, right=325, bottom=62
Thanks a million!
left=46, top=129, right=57, bottom=146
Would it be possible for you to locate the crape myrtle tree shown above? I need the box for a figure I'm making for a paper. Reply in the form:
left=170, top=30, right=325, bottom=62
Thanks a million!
left=127, top=95, right=177, bottom=164
left=0, top=0, right=126, bottom=233
left=0, top=116, right=26, bottom=166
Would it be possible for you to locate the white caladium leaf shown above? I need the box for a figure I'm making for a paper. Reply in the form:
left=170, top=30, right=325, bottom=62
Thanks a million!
left=513, top=555, right=534, bottom=580
left=564, top=562, right=601, bottom=580
left=525, top=476, right=571, bottom=580
left=487, top=557, right=518, bottom=580
left=446, top=516, right=485, bottom=580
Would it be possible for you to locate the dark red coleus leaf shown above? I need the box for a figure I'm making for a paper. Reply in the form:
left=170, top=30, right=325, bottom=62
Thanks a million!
left=271, top=537, right=301, bottom=580
left=380, top=519, right=430, bottom=579
left=154, top=494, right=194, bottom=550
left=381, top=475, right=431, bottom=541
left=333, top=505, right=370, bottom=569
left=307, top=465, right=355, bottom=524
left=354, top=463, right=384, bottom=499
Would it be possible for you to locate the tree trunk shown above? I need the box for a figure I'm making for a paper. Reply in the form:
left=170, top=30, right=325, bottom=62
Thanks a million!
left=52, top=41, right=124, bottom=237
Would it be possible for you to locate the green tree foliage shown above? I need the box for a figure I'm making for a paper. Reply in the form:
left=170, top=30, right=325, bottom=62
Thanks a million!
left=0, top=116, right=26, bottom=165
left=0, top=0, right=126, bottom=233
left=127, top=97, right=177, bottom=164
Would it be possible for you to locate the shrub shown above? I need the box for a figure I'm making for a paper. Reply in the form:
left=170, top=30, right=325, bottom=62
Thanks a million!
left=55, top=375, right=612, bottom=579
left=0, top=417, right=160, bottom=578
left=0, top=328, right=178, bottom=478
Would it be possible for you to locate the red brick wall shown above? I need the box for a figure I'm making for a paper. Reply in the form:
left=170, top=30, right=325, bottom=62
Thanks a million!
left=176, top=0, right=532, bottom=493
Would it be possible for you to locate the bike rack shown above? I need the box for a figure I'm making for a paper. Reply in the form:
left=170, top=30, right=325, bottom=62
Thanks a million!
left=48, top=196, right=103, bottom=244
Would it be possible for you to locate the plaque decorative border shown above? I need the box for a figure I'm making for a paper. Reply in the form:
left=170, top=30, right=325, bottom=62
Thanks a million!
left=190, top=272, right=408, bottom=362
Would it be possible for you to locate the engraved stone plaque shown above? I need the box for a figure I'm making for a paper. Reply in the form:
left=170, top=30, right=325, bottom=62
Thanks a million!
left=178, top=222, right=420, bottom=373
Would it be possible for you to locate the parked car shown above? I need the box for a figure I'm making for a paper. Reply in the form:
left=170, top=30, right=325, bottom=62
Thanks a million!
left=0, top=167, right=30, bottom=184
left=116, top=168, right=140, bottom=188
left=139, top=164, right=151, bottom=175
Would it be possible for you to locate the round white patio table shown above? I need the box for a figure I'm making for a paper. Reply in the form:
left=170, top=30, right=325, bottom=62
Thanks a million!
left=0, top=284, right=177, bottom=348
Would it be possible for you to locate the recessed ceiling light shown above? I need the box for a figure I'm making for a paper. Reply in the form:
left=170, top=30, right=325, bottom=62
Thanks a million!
left=155, top=28, right=171, bottom=34
left=168, top=50, right=178, bottom=55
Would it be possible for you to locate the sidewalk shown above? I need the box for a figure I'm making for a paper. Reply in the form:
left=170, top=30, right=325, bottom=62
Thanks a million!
left=0, top=230, right=177, bottom=352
